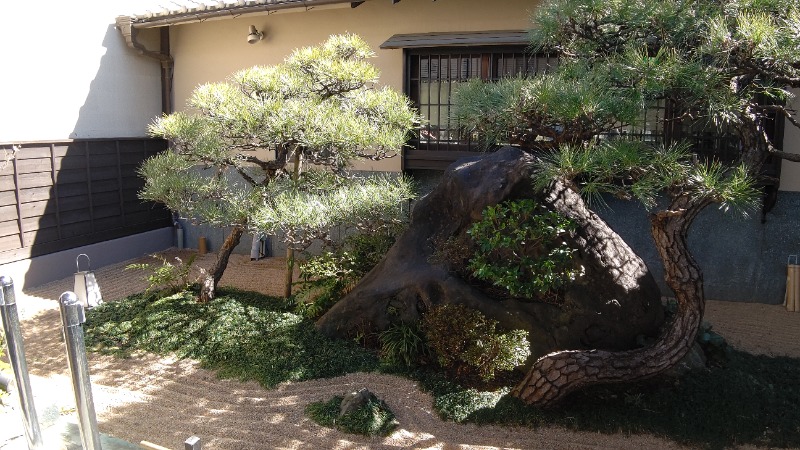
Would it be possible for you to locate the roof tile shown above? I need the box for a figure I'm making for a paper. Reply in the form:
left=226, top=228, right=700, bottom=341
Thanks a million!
left=124, top=0, right=355, bottom=27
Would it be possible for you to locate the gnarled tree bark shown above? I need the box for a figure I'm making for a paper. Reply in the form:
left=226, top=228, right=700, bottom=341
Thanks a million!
left=511, top=191, right=709, bottom=407
left=199, top=225, right=245, bottom=303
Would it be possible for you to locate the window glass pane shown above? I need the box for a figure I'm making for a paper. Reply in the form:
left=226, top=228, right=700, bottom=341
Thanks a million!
left=409, top=48, right=532, bottom=151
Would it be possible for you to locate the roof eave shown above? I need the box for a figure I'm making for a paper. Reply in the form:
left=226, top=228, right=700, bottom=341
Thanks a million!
left=127, top=0, right=359, bottom=28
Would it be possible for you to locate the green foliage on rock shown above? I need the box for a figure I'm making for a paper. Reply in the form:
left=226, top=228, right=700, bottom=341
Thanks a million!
left=421, top=304, right=530, bottom=382
left=467, top=199, right=578, bottom=300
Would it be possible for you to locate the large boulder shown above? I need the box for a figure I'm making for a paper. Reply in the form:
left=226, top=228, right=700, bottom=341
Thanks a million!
left=316, top=147, right=664, bottom=362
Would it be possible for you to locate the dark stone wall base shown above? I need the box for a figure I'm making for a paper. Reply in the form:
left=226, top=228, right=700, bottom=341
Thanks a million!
left=595, top=192, right=800, bottom=304
left=411, top=168, right=799, bottom=304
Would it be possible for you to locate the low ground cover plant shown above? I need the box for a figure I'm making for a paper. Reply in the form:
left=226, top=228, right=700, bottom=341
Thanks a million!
left=85, top=288, right=800, bottom=448
left=85, top=287, right=377, bottom=387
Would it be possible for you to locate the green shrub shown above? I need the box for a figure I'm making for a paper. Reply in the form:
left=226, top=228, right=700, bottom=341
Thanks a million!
left=379, top=322, right=427, bottom=367
left=467, top=199, right=577, bottom=301
left=296, top=231, right=399, bottom=319
left=125, top=253, right=198, bottom=295
left=306, top=395, right=398, bottom=436
left=421, top=304, right=530, bottom=382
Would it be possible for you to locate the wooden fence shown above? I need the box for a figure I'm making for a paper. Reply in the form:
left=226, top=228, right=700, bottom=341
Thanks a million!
left=0, top=138, right=172, bottom=264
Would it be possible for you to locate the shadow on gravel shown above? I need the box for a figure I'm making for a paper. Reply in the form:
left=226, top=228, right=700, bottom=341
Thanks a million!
left=426, top=350, right=800, bottom=450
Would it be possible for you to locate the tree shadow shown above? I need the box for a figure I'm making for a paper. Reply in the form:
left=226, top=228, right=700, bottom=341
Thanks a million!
left=436, top=350, right=800, bottom=450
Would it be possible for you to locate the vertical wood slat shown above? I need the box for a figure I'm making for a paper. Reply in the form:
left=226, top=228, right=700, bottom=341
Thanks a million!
left=0, top=138, right=171, bottom=265
left=85, top=141, right=95, bottom=233
left=51, top=143, right=62, bottom=239
left=12, top=157, right=24, bottom=247
left=116, top=140, right=125, bottom=222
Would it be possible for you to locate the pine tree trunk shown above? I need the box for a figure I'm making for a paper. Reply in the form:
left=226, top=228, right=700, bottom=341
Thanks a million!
left=199, top=225, right=245, bottom=303
left=283, top=150, right=301, bottom=299
left=284, top=246, right=294, bottom=298
left=511, top=185, right=710, bottom=408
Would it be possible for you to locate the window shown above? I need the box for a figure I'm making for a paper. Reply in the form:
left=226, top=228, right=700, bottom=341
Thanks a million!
left=397, top=39, right=782, bottom=172
left=617, top=97, right=782, bottom=165
left=406, top=47, right=557, bottom=151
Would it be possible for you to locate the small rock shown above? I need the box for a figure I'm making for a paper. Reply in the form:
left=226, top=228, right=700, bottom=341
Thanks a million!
left=339, top=388, right=376, bottom=417
left=702, top=331, right=731, bottom=366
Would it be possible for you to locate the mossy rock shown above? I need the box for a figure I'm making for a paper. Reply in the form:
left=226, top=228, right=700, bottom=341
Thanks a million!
left=306, top=391, right=399, bottom=437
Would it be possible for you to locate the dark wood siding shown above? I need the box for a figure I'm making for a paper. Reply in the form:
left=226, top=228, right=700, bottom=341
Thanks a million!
left=0, top=138, right=171, bottom=264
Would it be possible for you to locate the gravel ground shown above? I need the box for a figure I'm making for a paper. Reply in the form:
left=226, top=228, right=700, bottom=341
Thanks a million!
left=1, top=249, right=799, bottom=449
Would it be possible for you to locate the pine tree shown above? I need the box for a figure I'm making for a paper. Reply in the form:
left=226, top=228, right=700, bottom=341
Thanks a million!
left=455, top=0, right=800, bottom=407
left=140, top=34, right=417, bottom=302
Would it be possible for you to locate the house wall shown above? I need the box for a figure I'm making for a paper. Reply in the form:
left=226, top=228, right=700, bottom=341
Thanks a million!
left=168, top=0, right=539, bottom=173
left=145, top=0, right=800, bottom=304
left=0, top=1, right=173, bottom=288
left=0, top=1, right=163, bottom=141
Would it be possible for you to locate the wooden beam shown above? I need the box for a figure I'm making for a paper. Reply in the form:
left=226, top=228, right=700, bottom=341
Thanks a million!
left=140, top=441, right=171, bottom=450
left=381, top=30, right=528, bottom=49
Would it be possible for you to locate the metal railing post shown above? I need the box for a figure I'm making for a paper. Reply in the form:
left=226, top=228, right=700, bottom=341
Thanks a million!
left=0, top=276, right=43, bottom=449
left=59, top=291, right=102, bottom=450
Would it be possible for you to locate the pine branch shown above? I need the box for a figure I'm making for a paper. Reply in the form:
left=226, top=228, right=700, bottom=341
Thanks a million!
left=768, top=149, right=800, bottom=162
left=755, top=104, right=800, bottom=129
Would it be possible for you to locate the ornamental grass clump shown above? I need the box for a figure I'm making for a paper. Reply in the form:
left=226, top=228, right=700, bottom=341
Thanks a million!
left=379, top=322, right=428, bottom=368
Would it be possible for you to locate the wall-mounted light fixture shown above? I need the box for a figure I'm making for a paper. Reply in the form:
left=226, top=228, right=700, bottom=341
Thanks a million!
left=247, top=25, right=263, bottom=44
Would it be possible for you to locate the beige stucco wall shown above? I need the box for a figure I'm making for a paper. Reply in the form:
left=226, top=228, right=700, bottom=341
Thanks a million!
left=0, top=1, right=163, bottom=141
left=168, top=0, right=540, bottom=172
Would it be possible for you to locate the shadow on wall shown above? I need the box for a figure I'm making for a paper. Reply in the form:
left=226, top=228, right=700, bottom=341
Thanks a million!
left=18, top=23, right=169, bottom=289
left=70, top=24, right=162, bottom=140
left=598, top=194, right=800, bottom=304
left=409, top=168, right=798, bottom=305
